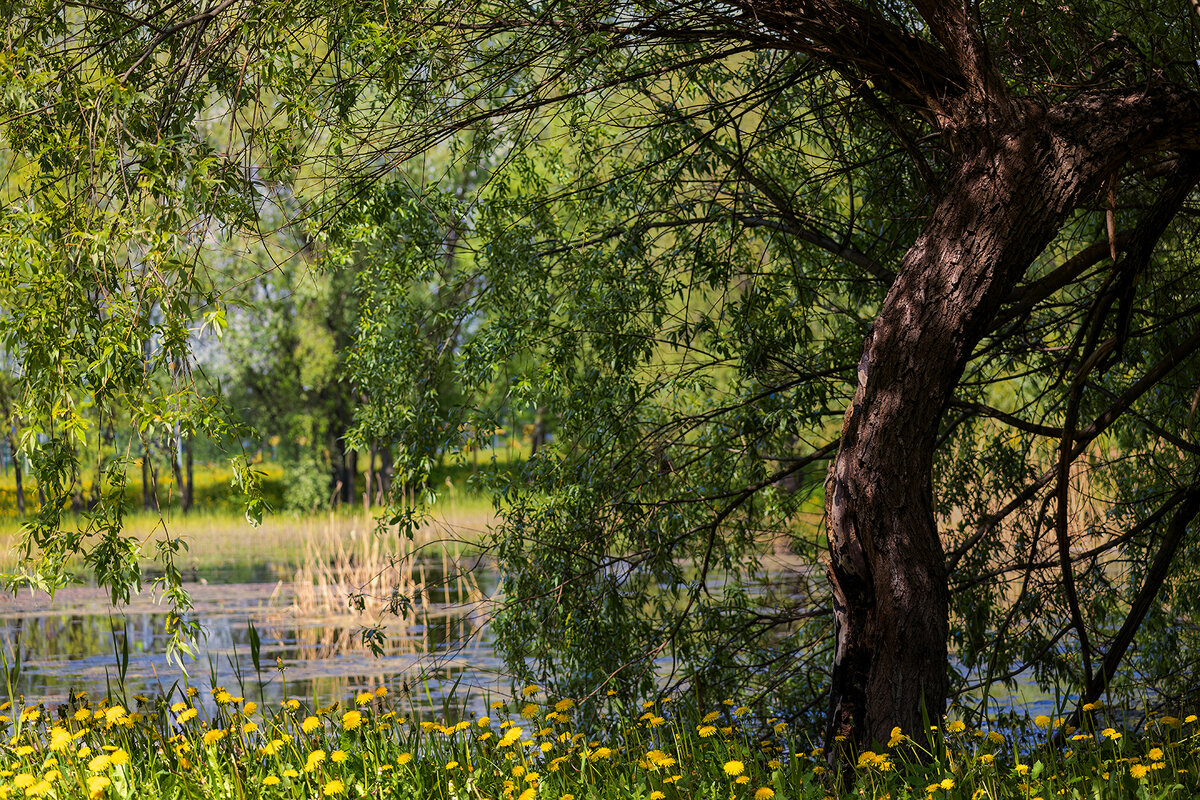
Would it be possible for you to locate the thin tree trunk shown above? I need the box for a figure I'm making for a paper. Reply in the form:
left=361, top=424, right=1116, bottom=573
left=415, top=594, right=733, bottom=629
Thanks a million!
left=9, top=429, right=24, bottom=516
left=185, top=435, right=193, bottom=513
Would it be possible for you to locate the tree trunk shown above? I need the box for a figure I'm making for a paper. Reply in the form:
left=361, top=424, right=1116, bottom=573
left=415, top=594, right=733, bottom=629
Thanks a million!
left=185, top=435, right=194, bottom=513
left=823, top=117, right=1112, bottom=755
left=9, top=429, right=24, bottom=516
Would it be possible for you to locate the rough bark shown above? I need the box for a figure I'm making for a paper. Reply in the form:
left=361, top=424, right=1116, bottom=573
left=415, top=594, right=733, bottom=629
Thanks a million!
left=822, top=103, right=1137, bottom=753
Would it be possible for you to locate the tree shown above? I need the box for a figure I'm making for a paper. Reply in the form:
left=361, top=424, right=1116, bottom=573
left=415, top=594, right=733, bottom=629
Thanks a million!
left=4, top=0, right=1200, bottom=763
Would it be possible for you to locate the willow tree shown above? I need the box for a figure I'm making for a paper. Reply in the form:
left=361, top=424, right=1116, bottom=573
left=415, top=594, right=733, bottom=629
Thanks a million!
left=4, top=0, right=1200, bottom=756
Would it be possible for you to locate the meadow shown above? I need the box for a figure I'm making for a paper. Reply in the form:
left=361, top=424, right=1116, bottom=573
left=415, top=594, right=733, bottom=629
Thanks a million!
left=0, top=680, right=1197, bottom=800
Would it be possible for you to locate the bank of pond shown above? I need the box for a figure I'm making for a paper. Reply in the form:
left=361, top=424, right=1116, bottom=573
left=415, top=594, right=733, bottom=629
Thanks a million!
left=0, top=683, right=1196, bottom=799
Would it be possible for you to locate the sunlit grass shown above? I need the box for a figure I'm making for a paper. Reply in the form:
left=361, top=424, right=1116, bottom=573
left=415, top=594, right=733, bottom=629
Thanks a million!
left=0, top=681, right=1196, bottom=799
left=0, top=496, right=495, bottom=576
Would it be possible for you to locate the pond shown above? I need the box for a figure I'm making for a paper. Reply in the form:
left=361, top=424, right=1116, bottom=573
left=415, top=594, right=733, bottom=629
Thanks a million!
left=0, top=560, right=506, bottom=720
left=0, top=543, right=1074, bottom=727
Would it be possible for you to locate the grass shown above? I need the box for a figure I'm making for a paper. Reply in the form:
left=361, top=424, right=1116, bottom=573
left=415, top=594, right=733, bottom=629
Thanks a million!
left=0, top=492, right=496, bottom=577
left=0, top=680, right=1197, bottom=800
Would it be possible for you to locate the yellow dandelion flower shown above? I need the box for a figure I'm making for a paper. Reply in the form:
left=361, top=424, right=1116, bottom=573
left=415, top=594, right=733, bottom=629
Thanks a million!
left=478, top=716, right=491, bottom=727
left=522, top=685, right=540, bottom=697
left=888, top=727, right=905, bottom=747
left=735, top=775, right=750, bottom=785
left=301, top=716, right=320, bottom=733
left=723, top=760, right=745, bottom=777
left=262, top=776, right=280, bottom=786
left=285, top=699, right=301, bottom=711
left=517, top=789, right=536, bottom=800
left=13, top=775, right=34, bottom=790
left=109, top=749, right=129, bottom=767
left=650, top=792, right=665, bottom=800
left=397, top=753, right=413, bottom=765
left=355, top=692, right=374, bottom=706
left=282, top=769, right=299, bottom=778
left=1101, top=727, right=1121, bottom=740
left=446, top=761, right=459, bottom=771
left=202, top=729, right=228, bottom=747
left=940, top=778, right=955, bottom=790
left=375, top=686, right=388, bottom=698
left=947, top=720, right=966, bottom=734
left=87, top=755, right=113, bottom=773
left=323, top=779, right=345, bottom=796
left=1161, top=716, right=1181, bottom=728
left=342, top=711, right=363, bottom=731
left=305, top=750, right=327, bottom=772
left=521, top=703, right=539, bottom=719
left=754, top=789, right=775, bottom=800
left=986, top=730, right=1004, bottom=745
left=1130, top=764, right=1149, bottom=779
left=1034, top=715, right=1051, bottom=728
left=331, top=750, right=348, bottom=764
left=48, top=727, right=72, bottom=753
left=702, top=711, right=720, bottom=723
left=86, top=776, right=110, bottom=799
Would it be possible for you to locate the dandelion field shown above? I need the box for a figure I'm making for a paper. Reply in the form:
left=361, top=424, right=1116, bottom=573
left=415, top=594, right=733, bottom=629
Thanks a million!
left=1, top=679, right=1198, bottom=800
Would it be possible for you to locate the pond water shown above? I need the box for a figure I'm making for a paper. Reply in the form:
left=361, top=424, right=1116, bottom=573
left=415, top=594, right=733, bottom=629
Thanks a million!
left=0, top=550, right=1074, bottom=726
left=0, top=563, right=505, bottom=720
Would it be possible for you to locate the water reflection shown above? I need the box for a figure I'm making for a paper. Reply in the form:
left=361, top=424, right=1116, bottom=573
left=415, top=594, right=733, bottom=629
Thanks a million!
left=0, top=576, right=505, bottom=720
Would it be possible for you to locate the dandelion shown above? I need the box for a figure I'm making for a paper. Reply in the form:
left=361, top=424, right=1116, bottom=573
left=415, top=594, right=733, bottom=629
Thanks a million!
left=478, top=716, right=491, bottom=727
left=110, top=749, right=129, bottom=767
left=397, top=753, right=413, bottom=765
left=1015, top=764, right=1029, bottom=776
left=517, top=789, right=536, bottom=800
left=986, top=730, right=1004, bottom=745
left=940, top=778, right=955, bottom=790
left=323, top=779, right=345, bottom=796
left=305, top=750, right=327, bottom=772
left=888, top=727, right=905, bottom=747
left=522, top=685, right=540, bottom=696
left=521, top=703, right=539, bottom=719
left=754, top=789, right=775, bottom=800
left=331, top=750, right=348, bottom=764
left=650, top=793, right=665, bottom=800
left=1130, top=764, right=1149, bottom=779
left=203, top=729, right=228, bottom=747
left=1149, top=747, right=1164, bottom=760
left=262, top=777, right=280, bottom=786
left=355, top=691, right=374, bottom=706
left=86, top=776, right=110, bottom=799
left=49, top=727, right=72, bottom=753
left=170, top=702, right=188, bottom=713
left=282, top=769, right=299, bottom=778
left=342, top=711, right=363, bottom=731
left=947, top=720, right=966, bottom=734
left=702, top=711, right=720, bottom=723
left=375, top=686, right=388, bottom=698
left=446, top=761, right=459, bottom=771
left=734, top=706, right=750, bottom=716
left=723, top=760, right=745, bottom=777
left=1101, top=727, right=1121, bottom=740
left=87, top=755, right=113, bottom=773
left=735, top=775, right=750, bottom=785
left=1034, top=715, right=1051, bottom=728
left=301, top=716, right=320, bottom=733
